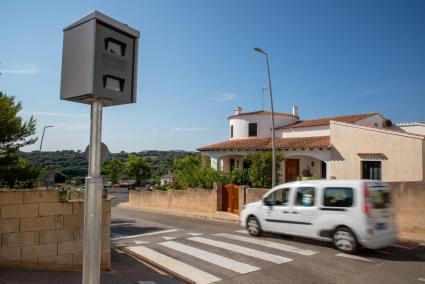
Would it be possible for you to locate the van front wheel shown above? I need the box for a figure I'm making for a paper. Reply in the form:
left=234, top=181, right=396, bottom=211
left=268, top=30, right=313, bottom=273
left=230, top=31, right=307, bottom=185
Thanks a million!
left=333, top=227, right=358, bottom=254
left=247, top=216, right=262, bottom=237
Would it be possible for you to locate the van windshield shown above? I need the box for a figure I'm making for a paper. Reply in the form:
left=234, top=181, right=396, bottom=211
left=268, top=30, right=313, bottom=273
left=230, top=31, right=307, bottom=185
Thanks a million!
left=369, top=186, right=391, bottom=209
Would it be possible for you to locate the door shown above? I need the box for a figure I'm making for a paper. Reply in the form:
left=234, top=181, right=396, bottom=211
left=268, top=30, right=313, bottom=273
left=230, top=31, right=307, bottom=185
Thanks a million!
left=261, top=188, right=292, bottom=233
left=222, top=184, right=239, bottom=214
left=285, top=159, right=299, bottom=182
left=287, top=186, right=319, bottom=236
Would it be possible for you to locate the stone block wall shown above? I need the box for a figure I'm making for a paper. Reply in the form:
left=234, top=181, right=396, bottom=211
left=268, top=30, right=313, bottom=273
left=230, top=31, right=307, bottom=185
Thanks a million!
left=0, top=189, right=111, bottom=270
left=129, top=187, right=218, bottom=213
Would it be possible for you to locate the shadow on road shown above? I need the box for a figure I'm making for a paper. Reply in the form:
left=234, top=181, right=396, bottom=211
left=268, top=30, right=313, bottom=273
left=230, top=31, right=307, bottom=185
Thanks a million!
left=263, top=232, right=425, bottom=262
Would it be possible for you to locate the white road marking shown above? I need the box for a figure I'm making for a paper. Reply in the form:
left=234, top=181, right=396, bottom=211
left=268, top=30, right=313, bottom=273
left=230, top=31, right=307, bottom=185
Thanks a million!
left=188, top=237, right=292, bottom=264
left=111, top=229, right=179, bottom=241
left=216, top=233, right=317, bottom=256
left=134, top=240, right=148, bottom=245
left=187, top=232, right=203, bottom=236
left=335, top=253, right=374, bottom=262
left=127, top=245, right=221, bottom=284
left=159, top=241, right=260, bottom=274
left=418, top=278, right=425, bottom=282
left=163, top=236, right=176, bottom=240
left=235, top=230, right=249, bottom=234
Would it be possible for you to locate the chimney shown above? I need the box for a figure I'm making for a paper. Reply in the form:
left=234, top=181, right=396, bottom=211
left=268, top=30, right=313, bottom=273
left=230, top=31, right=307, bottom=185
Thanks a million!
left=292, top=106, right=299, bottom=117
left=234, top=106, right=242, bottom=115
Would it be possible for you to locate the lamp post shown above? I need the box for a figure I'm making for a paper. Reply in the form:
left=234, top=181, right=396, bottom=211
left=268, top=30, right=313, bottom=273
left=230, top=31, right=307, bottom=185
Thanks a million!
left=39, top=125, right=53, bottom=151
left=254, top=47, right=276, bottom=187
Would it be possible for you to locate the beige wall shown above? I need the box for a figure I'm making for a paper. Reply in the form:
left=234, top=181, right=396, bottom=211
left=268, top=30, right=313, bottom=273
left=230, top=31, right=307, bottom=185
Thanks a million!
left=330, top=122, right=424, bottom=182
left=388, top=182, right=425, bottom=242
left=129, top=187, right=218, bottom=213
left=0, top=190, right=111, bottom=270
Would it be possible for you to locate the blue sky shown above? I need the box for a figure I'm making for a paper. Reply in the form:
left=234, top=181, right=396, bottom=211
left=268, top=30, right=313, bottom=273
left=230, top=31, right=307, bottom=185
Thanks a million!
left=1, top=0, right=424, bottom=152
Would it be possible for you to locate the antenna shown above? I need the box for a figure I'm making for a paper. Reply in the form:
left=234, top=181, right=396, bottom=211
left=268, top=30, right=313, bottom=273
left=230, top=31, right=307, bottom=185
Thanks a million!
left=261, top=86, right=267, bottom=111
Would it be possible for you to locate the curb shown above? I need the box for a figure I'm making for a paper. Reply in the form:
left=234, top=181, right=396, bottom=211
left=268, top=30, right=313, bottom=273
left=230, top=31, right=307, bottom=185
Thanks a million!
left=121, top=247, right=194, bottom=284
left=117, top=203, right=240, bottom=224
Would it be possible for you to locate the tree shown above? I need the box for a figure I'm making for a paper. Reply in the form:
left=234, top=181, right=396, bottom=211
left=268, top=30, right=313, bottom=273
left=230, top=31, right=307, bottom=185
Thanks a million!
left=101, top=157, right=125, bottom=184
left=0, top=92, right=39, bottom=188
left=126, top=154, right=152, bottom=186
left=246, top=151, right=283, bottom=188
left=0, top=155, right=39, bottom=188
left=0, top=92, right=37, bottom=154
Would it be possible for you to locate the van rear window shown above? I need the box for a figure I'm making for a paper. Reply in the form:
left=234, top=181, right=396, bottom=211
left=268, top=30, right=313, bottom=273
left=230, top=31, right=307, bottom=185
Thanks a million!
left=323, top=187, right=353, bottom=207
left=369, top=187, right=391, bottom=209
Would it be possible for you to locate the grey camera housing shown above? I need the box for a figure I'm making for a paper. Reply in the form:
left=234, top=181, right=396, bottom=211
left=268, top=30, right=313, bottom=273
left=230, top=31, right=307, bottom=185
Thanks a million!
left=60, top=11, right=140, bottom=106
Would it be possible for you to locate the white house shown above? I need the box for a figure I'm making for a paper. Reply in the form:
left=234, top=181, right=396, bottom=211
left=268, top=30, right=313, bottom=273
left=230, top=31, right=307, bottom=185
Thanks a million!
left=197, top=107, right=425, bottom=183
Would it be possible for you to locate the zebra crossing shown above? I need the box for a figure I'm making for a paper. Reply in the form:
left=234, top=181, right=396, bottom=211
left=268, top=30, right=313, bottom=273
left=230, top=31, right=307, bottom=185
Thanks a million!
left=118, top=229, right=319, bottom=284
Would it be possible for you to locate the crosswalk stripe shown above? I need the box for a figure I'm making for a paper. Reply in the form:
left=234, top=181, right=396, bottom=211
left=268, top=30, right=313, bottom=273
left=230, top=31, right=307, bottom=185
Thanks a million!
left=235, top=230, right=249, bottom=234
left=188, top=232, right=203, bottom=236
left=127, top=245, right=222, bottom=284
left=216, top=233, right=318, bottom=256
left=159, top=241, right=260, bottom=274
left=335, top=253, right=374, bottom=262
left=188, top=237, right=292, bottom=264
left=111, top=229, right=179, bottom=241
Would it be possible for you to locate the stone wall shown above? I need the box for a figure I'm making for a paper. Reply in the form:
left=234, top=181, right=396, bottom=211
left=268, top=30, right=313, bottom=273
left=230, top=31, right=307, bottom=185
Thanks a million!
left=129, top=187, right=218, bottom=213
left=0, top=189, right=111, bottom=270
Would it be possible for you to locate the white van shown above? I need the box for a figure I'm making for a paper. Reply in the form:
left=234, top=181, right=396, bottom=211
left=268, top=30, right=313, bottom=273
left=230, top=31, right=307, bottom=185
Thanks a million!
left=240, top=180, right=397, bottom=253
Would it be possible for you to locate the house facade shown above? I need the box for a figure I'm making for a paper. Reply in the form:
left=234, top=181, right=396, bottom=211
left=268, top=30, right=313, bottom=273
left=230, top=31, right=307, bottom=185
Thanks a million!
left=197, top=107, right=425, bottom=183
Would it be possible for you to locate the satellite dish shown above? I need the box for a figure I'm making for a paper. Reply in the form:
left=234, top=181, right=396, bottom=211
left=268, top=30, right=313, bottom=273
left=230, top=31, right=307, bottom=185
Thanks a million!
left=84, top=142, right=110, bottom=165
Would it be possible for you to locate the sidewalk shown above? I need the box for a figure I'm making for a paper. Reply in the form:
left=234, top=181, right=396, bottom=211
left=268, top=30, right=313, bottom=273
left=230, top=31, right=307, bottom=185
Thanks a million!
left=117, top=202, right=240, bottom=223
left=0, top=249, right=182, bottom=284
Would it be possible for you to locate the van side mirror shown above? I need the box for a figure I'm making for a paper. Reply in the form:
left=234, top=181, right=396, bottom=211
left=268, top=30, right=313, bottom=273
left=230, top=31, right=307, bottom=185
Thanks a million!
left=263, top=198, right=272, bottom=206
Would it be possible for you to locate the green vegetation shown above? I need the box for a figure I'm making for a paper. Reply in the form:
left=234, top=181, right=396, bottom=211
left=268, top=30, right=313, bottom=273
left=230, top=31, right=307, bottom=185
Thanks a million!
left=246, top=151, right=283, bottom=188
left=101, top=157, right=125, bottom=184
left=0, top=91, right=39, bottom=188
left=126, top=154, right=152, bottom=186
left=171, top=151, right=283, bottom=190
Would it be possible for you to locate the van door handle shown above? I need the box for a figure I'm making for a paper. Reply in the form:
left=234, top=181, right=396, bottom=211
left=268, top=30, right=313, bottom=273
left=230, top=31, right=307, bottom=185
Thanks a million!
left=282, top=211, right=289, bottom=213
left=291, top=211, right=299, bottom=214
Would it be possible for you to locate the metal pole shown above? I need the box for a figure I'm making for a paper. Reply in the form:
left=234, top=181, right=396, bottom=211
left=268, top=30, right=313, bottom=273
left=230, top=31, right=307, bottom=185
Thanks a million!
left=39, top=126, right=52, bottom=151
left=83, top=101, right=103, bottom=284
left=264, top=53, right=276, bottom=188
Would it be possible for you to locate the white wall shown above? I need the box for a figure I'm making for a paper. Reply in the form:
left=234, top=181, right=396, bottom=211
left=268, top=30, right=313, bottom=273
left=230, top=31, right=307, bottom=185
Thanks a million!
left=397, top=124, right=425, bottom=135
left=357, top=114, right=385, bottom=127
left=229, top=114, right=298, bottom=139
left=279, top=126, right=330, bottom=138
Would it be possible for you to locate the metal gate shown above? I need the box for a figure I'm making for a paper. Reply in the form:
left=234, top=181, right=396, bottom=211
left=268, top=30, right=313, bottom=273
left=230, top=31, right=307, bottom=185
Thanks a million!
left=223, top=184, right=239, bottom=214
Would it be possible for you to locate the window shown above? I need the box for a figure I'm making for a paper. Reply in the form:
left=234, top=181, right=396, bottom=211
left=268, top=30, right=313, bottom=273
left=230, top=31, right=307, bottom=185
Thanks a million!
left=323, top=187, right=353, bottom=207
left=265, top=188, right=290, bottom=206
left=248, top=123, right=257, bottom=137
left=105, top=38, right=126, bottom=56
left=362, top=161, right=381, bottom=180
left=295, top=187, right=315, bottom=207
left=368, top=186, right=391, bottom=209
left=230, top=125, right=234, bottom=138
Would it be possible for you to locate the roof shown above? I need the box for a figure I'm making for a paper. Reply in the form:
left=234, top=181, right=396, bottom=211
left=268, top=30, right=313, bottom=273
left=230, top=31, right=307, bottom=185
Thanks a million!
left=64, top=10, right=140, bottom=37
left=228, top=110, right=298, bottom=120
left=331, top=121, right=425, bottom=139
left=197, top=136, right=330, bottom=151
left=276, top=113, right=379, bottom=130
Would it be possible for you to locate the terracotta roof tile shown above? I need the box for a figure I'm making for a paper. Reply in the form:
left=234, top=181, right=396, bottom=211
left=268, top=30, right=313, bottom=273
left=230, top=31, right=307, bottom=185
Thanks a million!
left=197, top=136, right=330, bottom=151
left=276, top=113, right=379, bottom=130
left=228, top=110, right=298, bottom=120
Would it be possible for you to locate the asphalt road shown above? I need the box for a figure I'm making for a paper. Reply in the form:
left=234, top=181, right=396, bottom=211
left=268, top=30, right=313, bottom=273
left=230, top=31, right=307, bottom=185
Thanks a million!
left=110, top=192, right=425, bottom=284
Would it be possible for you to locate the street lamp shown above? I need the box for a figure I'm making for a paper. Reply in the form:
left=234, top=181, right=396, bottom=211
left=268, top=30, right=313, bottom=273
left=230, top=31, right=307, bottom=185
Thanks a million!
left=39, top=125, right=53, bottom=151
left=254, top=47, right=276, bottom=187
